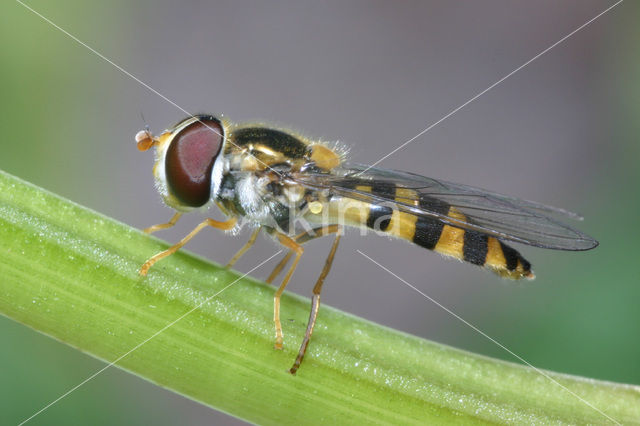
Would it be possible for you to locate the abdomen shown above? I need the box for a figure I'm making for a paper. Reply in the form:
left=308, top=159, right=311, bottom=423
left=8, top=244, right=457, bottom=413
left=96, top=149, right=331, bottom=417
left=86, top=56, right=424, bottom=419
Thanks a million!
left=316, top=189, right=534, bottom=280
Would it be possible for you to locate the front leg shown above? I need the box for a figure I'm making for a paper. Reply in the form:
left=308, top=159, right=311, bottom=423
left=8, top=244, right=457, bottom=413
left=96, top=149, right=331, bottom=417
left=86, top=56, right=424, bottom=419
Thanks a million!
left=139, top=217, right=237, bottom=276
left=143, top=212, right=182, bottom=234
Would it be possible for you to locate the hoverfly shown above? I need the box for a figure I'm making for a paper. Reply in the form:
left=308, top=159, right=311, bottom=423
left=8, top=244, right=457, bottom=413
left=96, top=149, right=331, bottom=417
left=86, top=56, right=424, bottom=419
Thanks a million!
left=136, top=114, right=598, bottom=374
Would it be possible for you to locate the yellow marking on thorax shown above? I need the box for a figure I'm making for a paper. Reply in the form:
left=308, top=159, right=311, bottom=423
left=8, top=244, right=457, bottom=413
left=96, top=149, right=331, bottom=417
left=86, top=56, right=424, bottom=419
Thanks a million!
left=309, top=144, right=341, bottom=170
left=240, top=155, right=260, bottom=171
left=253, top=144, right=289, bottom=166
left=434, top=208, right=466, bottom=259
left=252, top=144, right=283, bottom=159
left=230, top=143, right=293, bottom=171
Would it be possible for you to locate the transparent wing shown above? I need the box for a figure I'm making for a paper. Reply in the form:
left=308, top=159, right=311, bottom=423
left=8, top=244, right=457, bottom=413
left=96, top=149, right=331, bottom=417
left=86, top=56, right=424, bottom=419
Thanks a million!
left=289, top=163, right=598, bottom=250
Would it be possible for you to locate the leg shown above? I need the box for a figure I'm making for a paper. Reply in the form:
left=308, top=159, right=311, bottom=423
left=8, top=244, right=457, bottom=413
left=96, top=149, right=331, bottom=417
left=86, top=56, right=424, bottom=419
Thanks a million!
left=266, top=251, right=293, bottom=284
left=290, top=228, right=342, bottom=374
left=273, top=233, right=304, bottom=350
left=143, top=212, right=182, bottom=234
left=226, top=227, right=260, bottom=268
left=265, top=225, right=340, bottom=285
left=139, top=217, right=237, bottom=276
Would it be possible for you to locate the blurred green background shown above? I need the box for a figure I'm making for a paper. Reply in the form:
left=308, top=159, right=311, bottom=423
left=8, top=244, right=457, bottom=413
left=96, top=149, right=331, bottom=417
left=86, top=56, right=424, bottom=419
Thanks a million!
left=1, top=1, right=638, bottom=424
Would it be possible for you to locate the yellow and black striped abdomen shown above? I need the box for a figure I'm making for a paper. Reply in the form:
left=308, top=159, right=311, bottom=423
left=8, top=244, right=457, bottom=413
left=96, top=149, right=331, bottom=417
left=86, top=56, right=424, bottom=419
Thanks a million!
left=411, top=201, right=533, bottom=279
left=329, top=182, right=534, bottom=280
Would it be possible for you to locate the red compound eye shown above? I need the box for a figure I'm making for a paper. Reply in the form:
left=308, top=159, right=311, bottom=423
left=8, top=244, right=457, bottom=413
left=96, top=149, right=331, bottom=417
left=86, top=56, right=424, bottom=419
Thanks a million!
left=165, top=117, right=224, bottom=207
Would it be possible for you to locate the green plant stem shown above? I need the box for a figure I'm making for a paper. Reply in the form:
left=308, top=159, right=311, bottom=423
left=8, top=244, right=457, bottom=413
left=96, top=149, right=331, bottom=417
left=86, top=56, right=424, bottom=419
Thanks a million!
left=0, top=169, right=638, bottom=425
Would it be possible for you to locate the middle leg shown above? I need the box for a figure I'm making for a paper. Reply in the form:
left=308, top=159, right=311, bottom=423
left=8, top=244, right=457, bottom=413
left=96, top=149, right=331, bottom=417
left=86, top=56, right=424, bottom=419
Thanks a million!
left=269, top=225, right=341, bottom=358
left=226, top=227, right=261, bottom=269
left=272, top=232, right=304, bottom=349
left=266, top=225, right=341, bottom=285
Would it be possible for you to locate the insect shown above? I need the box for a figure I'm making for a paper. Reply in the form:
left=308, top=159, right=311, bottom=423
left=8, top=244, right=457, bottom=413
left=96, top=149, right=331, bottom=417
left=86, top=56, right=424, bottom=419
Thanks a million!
left=135, top=114, right=598, bottom=374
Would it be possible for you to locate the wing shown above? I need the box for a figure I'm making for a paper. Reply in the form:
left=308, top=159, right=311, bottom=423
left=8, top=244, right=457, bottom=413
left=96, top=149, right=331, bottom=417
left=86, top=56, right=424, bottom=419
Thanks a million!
left=289, top=163, right=598, bottom=250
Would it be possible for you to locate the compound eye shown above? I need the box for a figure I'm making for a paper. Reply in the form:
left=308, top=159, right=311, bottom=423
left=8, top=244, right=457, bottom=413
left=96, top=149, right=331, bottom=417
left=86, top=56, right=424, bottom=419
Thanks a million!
left=165, top=117, right=224, bottom=207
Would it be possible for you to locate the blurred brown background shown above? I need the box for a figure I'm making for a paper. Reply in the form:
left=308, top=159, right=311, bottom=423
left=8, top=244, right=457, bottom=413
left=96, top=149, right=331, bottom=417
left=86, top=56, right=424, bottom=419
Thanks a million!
left=1, top=1, right=638, bottom=424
